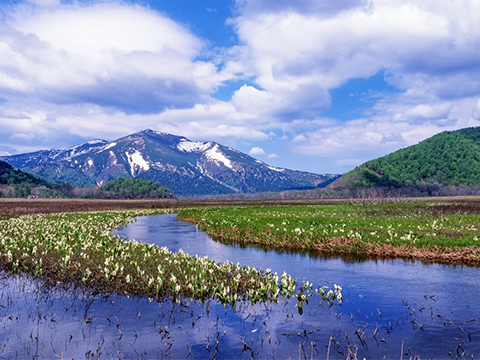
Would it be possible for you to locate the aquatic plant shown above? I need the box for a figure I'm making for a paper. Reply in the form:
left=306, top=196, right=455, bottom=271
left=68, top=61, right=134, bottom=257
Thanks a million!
left=0, top=209, right=302, bottom=306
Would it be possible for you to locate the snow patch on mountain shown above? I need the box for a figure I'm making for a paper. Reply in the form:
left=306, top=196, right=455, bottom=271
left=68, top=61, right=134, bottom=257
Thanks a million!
left=177, top=139, right=211, bottom=153
left=267, top=165, right=285, bottom=172
left=100, top=142, right=117, bottom=152
left=108, top=151, right=118, bottom=165
left=204, top=144, right=233, bottom=169
left=126, top=150, right=150, bottom=176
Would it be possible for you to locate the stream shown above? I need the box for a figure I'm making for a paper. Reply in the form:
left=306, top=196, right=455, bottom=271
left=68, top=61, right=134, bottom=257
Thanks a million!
left=0, top=213, right=479, bottom=358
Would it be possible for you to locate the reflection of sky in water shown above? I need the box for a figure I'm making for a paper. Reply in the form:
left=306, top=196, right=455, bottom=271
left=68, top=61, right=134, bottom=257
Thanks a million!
left=112, top=214, right=480, bottom=357
left=113, top=214, right=478, bottom=310
left=0, top=214, right=478, bottom=358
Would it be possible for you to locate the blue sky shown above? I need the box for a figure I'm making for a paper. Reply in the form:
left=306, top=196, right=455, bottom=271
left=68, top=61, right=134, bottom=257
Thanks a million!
left=1, top=0, right=480, bottom=174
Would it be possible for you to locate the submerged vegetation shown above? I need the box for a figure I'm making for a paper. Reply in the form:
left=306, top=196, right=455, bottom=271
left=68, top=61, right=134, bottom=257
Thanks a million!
left=178, top=201, right=480, bottom=265
left=0, top=208, right=340, bottom=306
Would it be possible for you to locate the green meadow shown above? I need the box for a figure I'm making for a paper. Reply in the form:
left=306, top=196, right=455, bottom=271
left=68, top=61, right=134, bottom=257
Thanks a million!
left=178, top=202, right=480, bottom=262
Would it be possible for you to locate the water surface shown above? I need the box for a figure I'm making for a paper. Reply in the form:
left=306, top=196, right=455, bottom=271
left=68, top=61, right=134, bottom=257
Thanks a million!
left=111, top=214, right=480, bottom=358
left=0, top=213, right=478, bottom=359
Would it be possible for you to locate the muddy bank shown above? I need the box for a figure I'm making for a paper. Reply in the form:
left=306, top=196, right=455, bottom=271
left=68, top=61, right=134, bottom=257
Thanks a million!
left=312, top=236, right=480, bottom=267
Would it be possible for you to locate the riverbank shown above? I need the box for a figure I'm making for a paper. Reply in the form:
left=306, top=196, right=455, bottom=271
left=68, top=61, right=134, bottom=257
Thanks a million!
left=178, top=200, right=480, bottom=267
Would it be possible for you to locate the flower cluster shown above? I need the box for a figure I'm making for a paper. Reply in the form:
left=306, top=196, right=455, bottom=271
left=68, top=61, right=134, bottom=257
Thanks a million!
left=0, top=209, right=297, bottom=306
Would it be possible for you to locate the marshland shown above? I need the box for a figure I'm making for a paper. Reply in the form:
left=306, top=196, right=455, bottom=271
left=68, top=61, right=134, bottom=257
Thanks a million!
left=1, top=197, right=480, bottom=358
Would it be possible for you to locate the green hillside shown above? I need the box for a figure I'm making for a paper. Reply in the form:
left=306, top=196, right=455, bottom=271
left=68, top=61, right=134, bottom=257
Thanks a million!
left=333, top=127, right=480, bottom=189
left=0, top=160, right=75, bottom=198
left=0, top=160, right=47, bottom=186
left=96, top=178, right=174, bottom=199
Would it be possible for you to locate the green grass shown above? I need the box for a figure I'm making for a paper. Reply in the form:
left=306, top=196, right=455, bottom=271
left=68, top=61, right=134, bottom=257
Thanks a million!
left=177, top=202, right=480, bottom=255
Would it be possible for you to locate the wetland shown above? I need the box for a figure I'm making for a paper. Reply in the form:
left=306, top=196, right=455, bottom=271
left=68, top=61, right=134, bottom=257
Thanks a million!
left=0, top=199, right=480, bottom=358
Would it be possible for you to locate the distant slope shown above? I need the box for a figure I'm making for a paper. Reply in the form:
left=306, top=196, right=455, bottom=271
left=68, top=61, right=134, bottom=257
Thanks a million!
left=330, top=127, right=480, bottom=189
left=1, top=129, right=339, bottom=197
left=96, top=178, right=174, bottom=199
left=0, top=160, right=47, bottom=186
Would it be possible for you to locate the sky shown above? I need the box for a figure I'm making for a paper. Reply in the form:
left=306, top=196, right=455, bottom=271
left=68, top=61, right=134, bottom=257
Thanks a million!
left=1, top=0, right=480, bottom=175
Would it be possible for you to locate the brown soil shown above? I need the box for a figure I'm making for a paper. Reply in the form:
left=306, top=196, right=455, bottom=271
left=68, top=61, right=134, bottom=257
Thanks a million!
left=3, top=195, right=480, bottom=217
left=0, top=198, right=180, bottom=218
left=0, top=198, right=351, bottom=218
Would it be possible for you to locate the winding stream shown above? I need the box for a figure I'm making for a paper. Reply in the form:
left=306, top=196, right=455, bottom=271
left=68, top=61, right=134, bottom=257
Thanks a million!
left=0, top=213, right=479, bottom=358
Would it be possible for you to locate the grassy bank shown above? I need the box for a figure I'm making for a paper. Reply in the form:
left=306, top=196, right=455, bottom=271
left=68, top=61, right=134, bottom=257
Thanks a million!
left=177, top=202, right=480, bottom=266
left=0, top=209, right=302, bottom=305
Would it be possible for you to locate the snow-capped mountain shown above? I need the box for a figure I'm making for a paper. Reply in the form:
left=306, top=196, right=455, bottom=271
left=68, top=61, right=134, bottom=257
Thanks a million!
left=0, top=129, right=339, bottom=196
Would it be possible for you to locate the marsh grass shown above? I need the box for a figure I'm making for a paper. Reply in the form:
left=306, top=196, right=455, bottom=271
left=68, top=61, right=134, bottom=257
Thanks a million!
left=177, top=202, right=480, bottom=265
left=0, top=209, right=301, bottom=305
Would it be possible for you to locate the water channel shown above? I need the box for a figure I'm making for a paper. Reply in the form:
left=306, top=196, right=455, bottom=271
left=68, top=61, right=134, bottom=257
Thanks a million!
left=0, top=213, right=479, bottom=358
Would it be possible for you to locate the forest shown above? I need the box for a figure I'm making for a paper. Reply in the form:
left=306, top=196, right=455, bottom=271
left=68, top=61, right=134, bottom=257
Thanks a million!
left=346, top=127, right=480, bottom=188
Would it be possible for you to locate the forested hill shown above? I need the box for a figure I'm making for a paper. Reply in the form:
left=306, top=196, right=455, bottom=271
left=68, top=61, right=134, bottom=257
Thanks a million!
left=0, top=160, right=47, bottom=186
left=96, top=178, right=174, bottom=199
left=332, top=127, right=480, bottom=189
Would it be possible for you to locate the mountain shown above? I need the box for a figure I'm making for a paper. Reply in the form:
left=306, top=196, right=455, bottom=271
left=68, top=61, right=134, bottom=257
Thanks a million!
left=0, top=160, right=47, bottom=186
left=330, top=126, right=480, bottom=190
left=1, top=129, right=339, bottom=196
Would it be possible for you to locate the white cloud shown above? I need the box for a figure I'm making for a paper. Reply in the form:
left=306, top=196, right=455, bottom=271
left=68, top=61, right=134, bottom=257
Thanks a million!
left=2, top=0, right=480, bottom=175
left=229, top=0, right=480, bottom=121
left=10, top=132, right=35, bottom=142
left=249, top=147, right=266, bottom=156
left=27, top=0, right=60, bottom=6
left=0, top=1, right=213, bottom=113
left=404, top=103, right=453, bottom=120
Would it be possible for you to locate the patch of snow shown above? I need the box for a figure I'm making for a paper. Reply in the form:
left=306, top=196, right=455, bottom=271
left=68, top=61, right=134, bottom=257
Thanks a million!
left=177, top=139, right=212, bottom=153
left=267, top=165, right=285, bottom=172
left=87, top=159, right=94, bottom=166
left=109, top=151, right=117, bottom=165
left=126, top=150, right=150, bottom=176
left=255, top=160, right=262, bottom=163
left=205, top=144, right=233, bottom=169
left=101, top=142, right=117, bottom=152
left=86, top=139, right=106, bottom=145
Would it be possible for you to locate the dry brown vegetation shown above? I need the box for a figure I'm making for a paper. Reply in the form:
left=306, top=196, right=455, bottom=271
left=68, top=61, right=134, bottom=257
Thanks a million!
left=2, top=195, right=480, bottom=217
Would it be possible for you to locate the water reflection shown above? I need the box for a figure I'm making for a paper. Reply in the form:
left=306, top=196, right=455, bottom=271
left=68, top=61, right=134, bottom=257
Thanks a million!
left=0, top=214, right=478, bottom=358
left=113, top=214, right=480, bottom=358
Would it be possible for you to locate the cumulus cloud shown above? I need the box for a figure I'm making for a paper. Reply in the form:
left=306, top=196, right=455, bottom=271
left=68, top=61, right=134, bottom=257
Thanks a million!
left=2, top=0, right=480, bottom=174
left=235, top=0, right=369, bottom=17
left=1, top=1, right=213, bottom=113
left=404, top=103, right=453, bottom=120
left=249, top=147, right=266, bottom=156
left=233, top=0, right=480, bottom=107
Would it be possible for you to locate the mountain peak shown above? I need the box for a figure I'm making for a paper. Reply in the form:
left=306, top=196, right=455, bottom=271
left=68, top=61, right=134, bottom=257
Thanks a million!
left=0, top=129, right=340, bottom=196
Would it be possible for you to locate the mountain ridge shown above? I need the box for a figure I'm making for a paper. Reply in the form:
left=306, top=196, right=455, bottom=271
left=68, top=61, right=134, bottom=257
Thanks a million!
left=1, top=129, right=339, bottom=197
